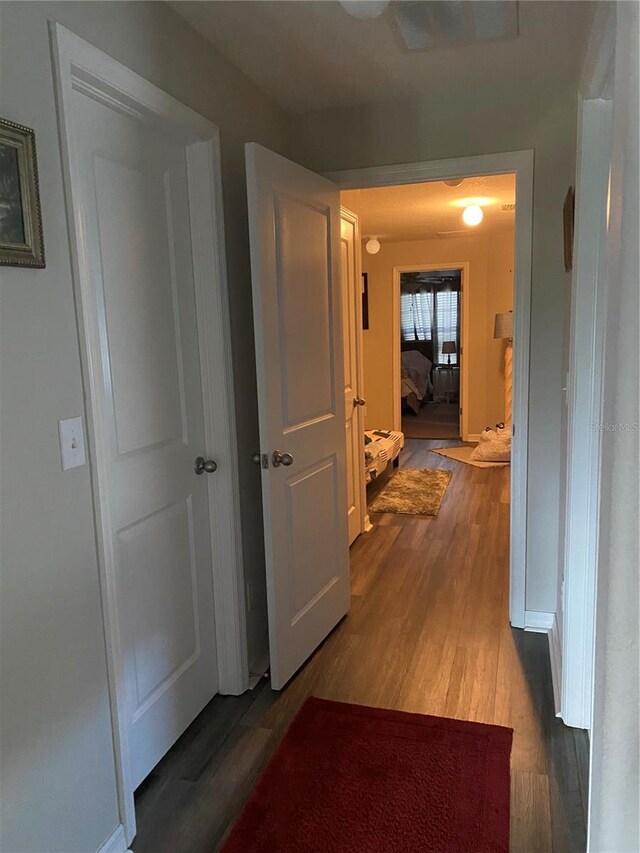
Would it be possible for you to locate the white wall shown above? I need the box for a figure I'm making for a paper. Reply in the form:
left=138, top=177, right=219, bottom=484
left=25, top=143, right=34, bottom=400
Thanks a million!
left=0, top=3, right=288, bottom=850
left=589, top=3, right=639, bottom=850
left=356, top=230, right=513, bottom=436
left=291, top=71, right=583, bottom=614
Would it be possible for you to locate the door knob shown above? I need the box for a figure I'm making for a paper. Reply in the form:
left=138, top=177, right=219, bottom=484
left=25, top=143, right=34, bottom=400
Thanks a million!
left=353, top=397, right=366, bottom=407
left=272, top=450, right=294, bottom=468
left=195, top=456, right=217, bottom=475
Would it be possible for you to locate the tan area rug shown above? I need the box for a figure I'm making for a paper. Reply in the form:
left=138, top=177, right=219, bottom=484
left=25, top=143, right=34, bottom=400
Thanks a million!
left=369, top=468, right=452, bottom=516
left=430, top=445, right=510, bottom=468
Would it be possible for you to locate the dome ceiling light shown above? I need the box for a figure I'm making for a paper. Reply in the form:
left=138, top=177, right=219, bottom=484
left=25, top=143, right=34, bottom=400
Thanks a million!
left=462, top=205, right=484, bottom=227
left=339, top=1, right=390, bottom=20
left=365, top=237, right=381, bottom=254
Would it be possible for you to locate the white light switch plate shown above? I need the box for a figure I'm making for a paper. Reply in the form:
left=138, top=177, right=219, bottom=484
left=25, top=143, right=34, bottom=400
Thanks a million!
left=58, top=416, right=86, bottom=470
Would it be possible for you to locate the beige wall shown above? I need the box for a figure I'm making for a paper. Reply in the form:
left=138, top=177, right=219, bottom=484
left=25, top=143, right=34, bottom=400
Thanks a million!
left=291, top=81, right=579, bottom=614
left=0, top=3, right=289, bottom=850
left=360, top=230, right=514, bottom=436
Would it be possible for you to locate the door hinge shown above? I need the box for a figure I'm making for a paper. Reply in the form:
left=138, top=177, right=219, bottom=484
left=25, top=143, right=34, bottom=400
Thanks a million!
left=512, top=424, right=516, bottom=437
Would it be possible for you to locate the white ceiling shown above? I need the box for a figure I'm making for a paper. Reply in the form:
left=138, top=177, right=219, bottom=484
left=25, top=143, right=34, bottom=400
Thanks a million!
left=342, top=173, right=516, bottom=242
left=170, top=1, right=593, bottom=114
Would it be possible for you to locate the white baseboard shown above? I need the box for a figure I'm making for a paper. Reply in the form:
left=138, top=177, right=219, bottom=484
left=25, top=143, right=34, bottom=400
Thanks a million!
left=363, top=513, right=373, bottom=533
left=464, top=433, right=481, bottom=442
left=524, top=610, right=562, bottom=716
left=97, top=825, right=130, bottom=853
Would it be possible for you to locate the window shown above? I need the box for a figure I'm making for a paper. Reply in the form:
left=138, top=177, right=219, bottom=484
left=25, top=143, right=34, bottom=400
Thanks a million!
left=400, top=271, right=460, bottom=365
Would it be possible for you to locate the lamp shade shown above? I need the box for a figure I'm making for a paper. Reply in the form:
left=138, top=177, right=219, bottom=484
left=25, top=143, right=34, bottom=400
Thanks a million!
left=494, top=311, right=513, bottom=339
left=442, top=341, right=457, bottom=354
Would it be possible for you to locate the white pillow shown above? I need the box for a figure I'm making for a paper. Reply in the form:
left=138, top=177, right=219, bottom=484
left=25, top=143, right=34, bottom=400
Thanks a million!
left=471, top=427, right=511, bottom=462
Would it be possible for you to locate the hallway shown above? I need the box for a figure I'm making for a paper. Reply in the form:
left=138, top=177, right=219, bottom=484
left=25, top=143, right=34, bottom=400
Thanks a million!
left=133, top=439, right=588, bottom=852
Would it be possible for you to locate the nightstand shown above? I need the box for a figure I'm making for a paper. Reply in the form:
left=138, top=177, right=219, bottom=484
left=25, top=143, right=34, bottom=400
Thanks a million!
left=433, top=365, right=460, bottom=403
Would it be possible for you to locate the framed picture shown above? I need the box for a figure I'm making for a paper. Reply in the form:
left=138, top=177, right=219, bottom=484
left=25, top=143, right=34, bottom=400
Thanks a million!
left=0, top=117, right=45, bottom=268
left=563, top=185, right=575, bottom=273
left=362, top=272, right=369, bottom=330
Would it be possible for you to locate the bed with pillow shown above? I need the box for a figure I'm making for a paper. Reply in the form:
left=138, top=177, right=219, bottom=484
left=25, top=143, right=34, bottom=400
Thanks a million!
left=401, top=343, right=433, bottom=415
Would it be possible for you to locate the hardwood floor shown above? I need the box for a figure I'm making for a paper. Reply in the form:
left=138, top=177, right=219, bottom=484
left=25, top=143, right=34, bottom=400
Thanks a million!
left=402, top=402, right=460, bottom=439
left=133, top=439, right=588, bottom=853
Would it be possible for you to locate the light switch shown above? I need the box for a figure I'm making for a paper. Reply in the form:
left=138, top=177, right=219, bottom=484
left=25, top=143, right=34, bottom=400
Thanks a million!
left=58, top=416, right=86, bottom=471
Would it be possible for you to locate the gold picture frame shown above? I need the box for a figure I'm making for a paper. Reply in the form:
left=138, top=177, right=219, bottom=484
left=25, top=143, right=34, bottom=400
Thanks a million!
left=0, top=117, right=45, bottom=268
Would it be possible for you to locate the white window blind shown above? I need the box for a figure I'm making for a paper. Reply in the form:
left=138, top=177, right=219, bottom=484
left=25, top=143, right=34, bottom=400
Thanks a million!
left=400, top=281, right=459, bottom=365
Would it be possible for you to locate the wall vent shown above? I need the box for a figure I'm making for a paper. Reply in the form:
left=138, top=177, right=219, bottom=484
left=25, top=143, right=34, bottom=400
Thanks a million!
left=391, top=1, right=519, bottom=52
left=502, top=203, right=516, bottom=211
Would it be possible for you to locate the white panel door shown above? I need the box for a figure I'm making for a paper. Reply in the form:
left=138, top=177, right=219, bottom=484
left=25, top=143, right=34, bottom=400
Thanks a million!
left=246, top=144, right=350, bottom=689
left=340, top=208, right=367, bottom=545
left=72, top=90, right=219, bottom=789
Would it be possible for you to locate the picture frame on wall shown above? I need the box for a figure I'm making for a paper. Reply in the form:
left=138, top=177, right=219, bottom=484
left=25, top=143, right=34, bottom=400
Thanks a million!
left=563, top=185, right=575, bottom=273
left=0, top=117, right=45, bottom=268
left=362, top=272, right=369, bottom=330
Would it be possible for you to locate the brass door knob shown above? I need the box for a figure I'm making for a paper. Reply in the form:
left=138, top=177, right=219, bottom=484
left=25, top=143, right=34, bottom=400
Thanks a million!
left=272, top=450, right=294, bottom=468
left=353, top=397, right=366, bottom=407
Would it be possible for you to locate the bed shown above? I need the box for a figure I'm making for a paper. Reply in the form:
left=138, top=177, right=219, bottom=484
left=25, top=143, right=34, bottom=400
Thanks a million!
left=401, top=343, right=434, bottom=415
left=364, top=430, right=404, bottom=484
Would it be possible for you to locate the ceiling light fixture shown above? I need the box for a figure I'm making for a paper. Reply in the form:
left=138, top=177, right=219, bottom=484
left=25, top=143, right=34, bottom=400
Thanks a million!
left=444, top=179, right=464, bottom=187
left=365, top=237, right=381, bottom=254
left=462, top=205, right=484, bottom=227
left=339, top=1, right=389, bottom=20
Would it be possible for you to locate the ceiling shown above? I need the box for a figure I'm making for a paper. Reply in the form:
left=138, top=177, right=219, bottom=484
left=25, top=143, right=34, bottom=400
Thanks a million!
left=341, top=174, right=516, bottom=242
left=170, top=1, right=593, bottom=114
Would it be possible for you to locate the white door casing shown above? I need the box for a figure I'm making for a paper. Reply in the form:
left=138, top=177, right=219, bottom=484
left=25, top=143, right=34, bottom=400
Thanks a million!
left=51, top=24, right=246, bottom=843
left=246, top=144, right=350, bottom=690
left=340, top=207, right=368, bottom=544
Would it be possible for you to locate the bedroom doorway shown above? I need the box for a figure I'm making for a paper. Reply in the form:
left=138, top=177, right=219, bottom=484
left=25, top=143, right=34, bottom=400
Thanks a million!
left=338, top=152, right=528, bottom=628
left=396, top=266, right=463, bottom=441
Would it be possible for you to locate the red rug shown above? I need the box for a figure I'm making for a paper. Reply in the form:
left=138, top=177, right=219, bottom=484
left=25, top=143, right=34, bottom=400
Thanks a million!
left=223, top=697, right=513, bottom=852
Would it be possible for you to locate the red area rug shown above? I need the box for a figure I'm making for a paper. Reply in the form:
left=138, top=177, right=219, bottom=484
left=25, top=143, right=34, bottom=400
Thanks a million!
left=223, top=697, right=513, bottom=852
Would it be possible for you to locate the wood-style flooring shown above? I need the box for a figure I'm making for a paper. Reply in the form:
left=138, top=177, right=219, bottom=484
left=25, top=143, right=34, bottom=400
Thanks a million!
left=402, top=402, right=460, bottom=439
left=133, top=439, right=588, bottom=853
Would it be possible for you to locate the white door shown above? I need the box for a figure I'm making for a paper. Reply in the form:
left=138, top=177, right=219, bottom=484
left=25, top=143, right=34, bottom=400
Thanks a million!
left=340, top=208, right=367, bottom=545
left=72, top=89, right=219, bottom=788
left=246, top=144, right=350, bottom=690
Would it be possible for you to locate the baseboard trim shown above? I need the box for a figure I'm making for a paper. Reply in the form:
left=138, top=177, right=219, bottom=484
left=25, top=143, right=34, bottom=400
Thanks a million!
left=464, top=433, right=482, bottom=443
left=524, top=610, right=562, bottom=716
left=96, top=825, right=130, bottom=853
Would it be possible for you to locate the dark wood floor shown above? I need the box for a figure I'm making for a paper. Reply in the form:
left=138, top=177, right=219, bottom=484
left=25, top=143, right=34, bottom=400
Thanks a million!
left=402, top=402, right=460, bottom=439
left=133, top=439, right=588, bottom=853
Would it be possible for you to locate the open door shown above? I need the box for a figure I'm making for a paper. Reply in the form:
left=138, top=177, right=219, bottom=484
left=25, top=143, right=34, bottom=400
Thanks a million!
left=340, top=207, right=367, bottom=545
left=246, top=144, right=350, bottom=689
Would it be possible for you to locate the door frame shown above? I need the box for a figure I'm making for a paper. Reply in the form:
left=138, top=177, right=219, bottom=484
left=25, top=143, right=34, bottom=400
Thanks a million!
left=329, top=149, right=533, bottom=628
left=340, top=205, right=370, bottom=538
left=392, top=262, right=469, bottom=440
left=561, top=4, right=614, bottom=731
left=51, top=24, right=247, bottom=844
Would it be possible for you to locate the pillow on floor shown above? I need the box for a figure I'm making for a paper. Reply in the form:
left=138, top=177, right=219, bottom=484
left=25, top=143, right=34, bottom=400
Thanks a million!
left=471, top=428, right=511, bottom=462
